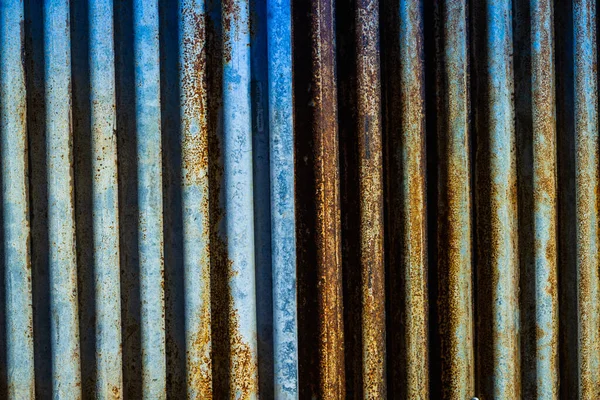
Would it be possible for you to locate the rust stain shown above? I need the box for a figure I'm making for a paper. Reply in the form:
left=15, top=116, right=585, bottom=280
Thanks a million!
left=110, top=384, right=121, bottom=399
left=205, top=8, right=258, bottom=394
left=309, top=0, right=346, bottom=398
left=222, top=0, right=242, bottom=64
left=435, top=1, right=474, bottom=398
left=180, top=5, right=213, bottom=397
left=181, top=5, right=209, bottom=187
left=355, top=0, right=386, bottom=398
left=188, top=283, right=213, bottom=399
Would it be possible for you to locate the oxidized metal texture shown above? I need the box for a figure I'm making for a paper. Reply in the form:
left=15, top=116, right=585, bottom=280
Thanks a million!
left=472, top=0, right=520, bottom=398
left=0, top=0, right=34, bottom=398
left=306, top=0, right=345, bottom=398
left=434, top=0, right=474, bottom=398
left=221, top=0, right=259, bottom=398
left=179, top=0, right=212, bottom=398
left=381, top=0, right=429, bottom=398
left=573, top=0, right=600, bottom=398
left=4, top=1, right=600, bottom=399
left=355, top=0, right=386, bottom=398
left=514, top=0, right=559, bottom=398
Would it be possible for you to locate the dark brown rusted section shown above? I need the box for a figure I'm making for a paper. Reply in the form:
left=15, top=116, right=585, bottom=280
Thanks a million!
left=310, top=0, right=345, bottom=397
left=295, top=0, right=345, bottom=398
left=354, top=0, right=386, bottom=397
left=381, top=0, right=429, bottom=398
left=434, top=0, right=474, bottom=398
left=337, top=0, right=386, bottom=398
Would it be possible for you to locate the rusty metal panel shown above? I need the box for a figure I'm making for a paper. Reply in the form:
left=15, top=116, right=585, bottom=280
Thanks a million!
left=2, top=0, right=600, bottom=399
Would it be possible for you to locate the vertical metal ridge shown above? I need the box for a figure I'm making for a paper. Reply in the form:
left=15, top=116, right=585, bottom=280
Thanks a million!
left=381, top=0, right=428, bottom=396
left=399, top=0, right=428, bottom=397
left=435, top=0, right=474, bottom=398
left=473, top=0, right=519, bottom=397
left=222, top=0, right=259, bottom=397
left=514, top=0, right=559, bottom=397
left=530, top=0, right=559, bottom=396
left=179, top=1, right=213, bottom=398
left=0, top=0, right=35, bottom=397
left=310, top=0, right=346, bottom=397
left=266, top=0, right=299, bottom=398
left=45, top=0, right=82, bottom=397
left=132, top=0, right=167, bottom=397
left=88, top=0, right=123, bottom=397
left=574, top=0, right=600, bottom=397
left=355, top=0, right=386, bottom=397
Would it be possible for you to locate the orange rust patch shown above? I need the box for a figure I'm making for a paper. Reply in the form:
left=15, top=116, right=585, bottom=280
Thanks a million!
left=181, top=6, right=210, bottom=186
left=188, top=289, right=213, bottom=398
left=222, top=0, right=242, bottom=64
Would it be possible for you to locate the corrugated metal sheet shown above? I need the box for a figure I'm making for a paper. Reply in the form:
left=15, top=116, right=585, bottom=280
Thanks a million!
left=0, top=0, right=598, bottom=398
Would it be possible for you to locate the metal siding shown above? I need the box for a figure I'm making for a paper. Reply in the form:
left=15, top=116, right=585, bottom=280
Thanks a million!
left=0, top=0, right=598, bottom=399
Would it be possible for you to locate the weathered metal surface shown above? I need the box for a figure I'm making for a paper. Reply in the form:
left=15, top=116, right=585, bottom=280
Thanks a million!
left=305, top=0, right=345, bottom=398
left=133, top=0, right=168, bottom=397
left=380, top=0, right=429, bottom=398
left=45, top=1, right=82, bottom=397
left=514, top=0, right=559, bottom=398
left=178, top=0, right=212, bottom=397
left=3, top=1, right=600, bottom=399
left=472, top=0, right=520, bottom=397
left=354, top=0, right=386, bottom=398
left=0, top=0, right=34, bottom=398
left=434, top=0, right=474, bottom=398
left=265, top=0, right=299, bottom=398
left=74, top=0, right=123, bottom=397
left=573, top=0, right=600, bottom=398
left=221, top=0, right=259, bottom=398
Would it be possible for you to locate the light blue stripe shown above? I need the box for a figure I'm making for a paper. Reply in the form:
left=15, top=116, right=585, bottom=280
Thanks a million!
left=89, top=0, right=123, bottom=396
left=487, top=1, right=519, bottom=397
left=530, top=0, right=558, bottom=397
left=44, top=0, right=82, bottom=397
left=222, top=0, right=259, bottom=397
left=266, top=0, right=298, bottom=397
left=1, top=0, right=35, bottom=397
left=133, top=0, right=166, bottom=397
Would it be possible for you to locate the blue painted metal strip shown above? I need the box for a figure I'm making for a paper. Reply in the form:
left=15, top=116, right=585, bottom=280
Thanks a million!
left=485, top=0, right=519, bottom=397
left=88, top=0, right=123, bottom=396
left=0, top=0, right=35, bottom=397
left=574, top=0, right=600, bottom=397
left=133, top=0, right=166, bottom=397
left=529, top=0, right=558, bottom=397
left=222, top=0, right=259, bottom=397
left=266, top=0, right=298, bottom=397
left=44, top=0, right=81, bottom=397
left=179, top=0, right=212, bottom=397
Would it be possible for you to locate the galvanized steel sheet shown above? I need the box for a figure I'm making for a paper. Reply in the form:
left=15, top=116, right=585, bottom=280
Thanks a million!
left=0, top=0, right=598, bottom=399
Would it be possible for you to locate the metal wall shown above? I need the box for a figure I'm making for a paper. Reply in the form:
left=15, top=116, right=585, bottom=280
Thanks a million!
left=0, top=0, right=596, bottom=399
